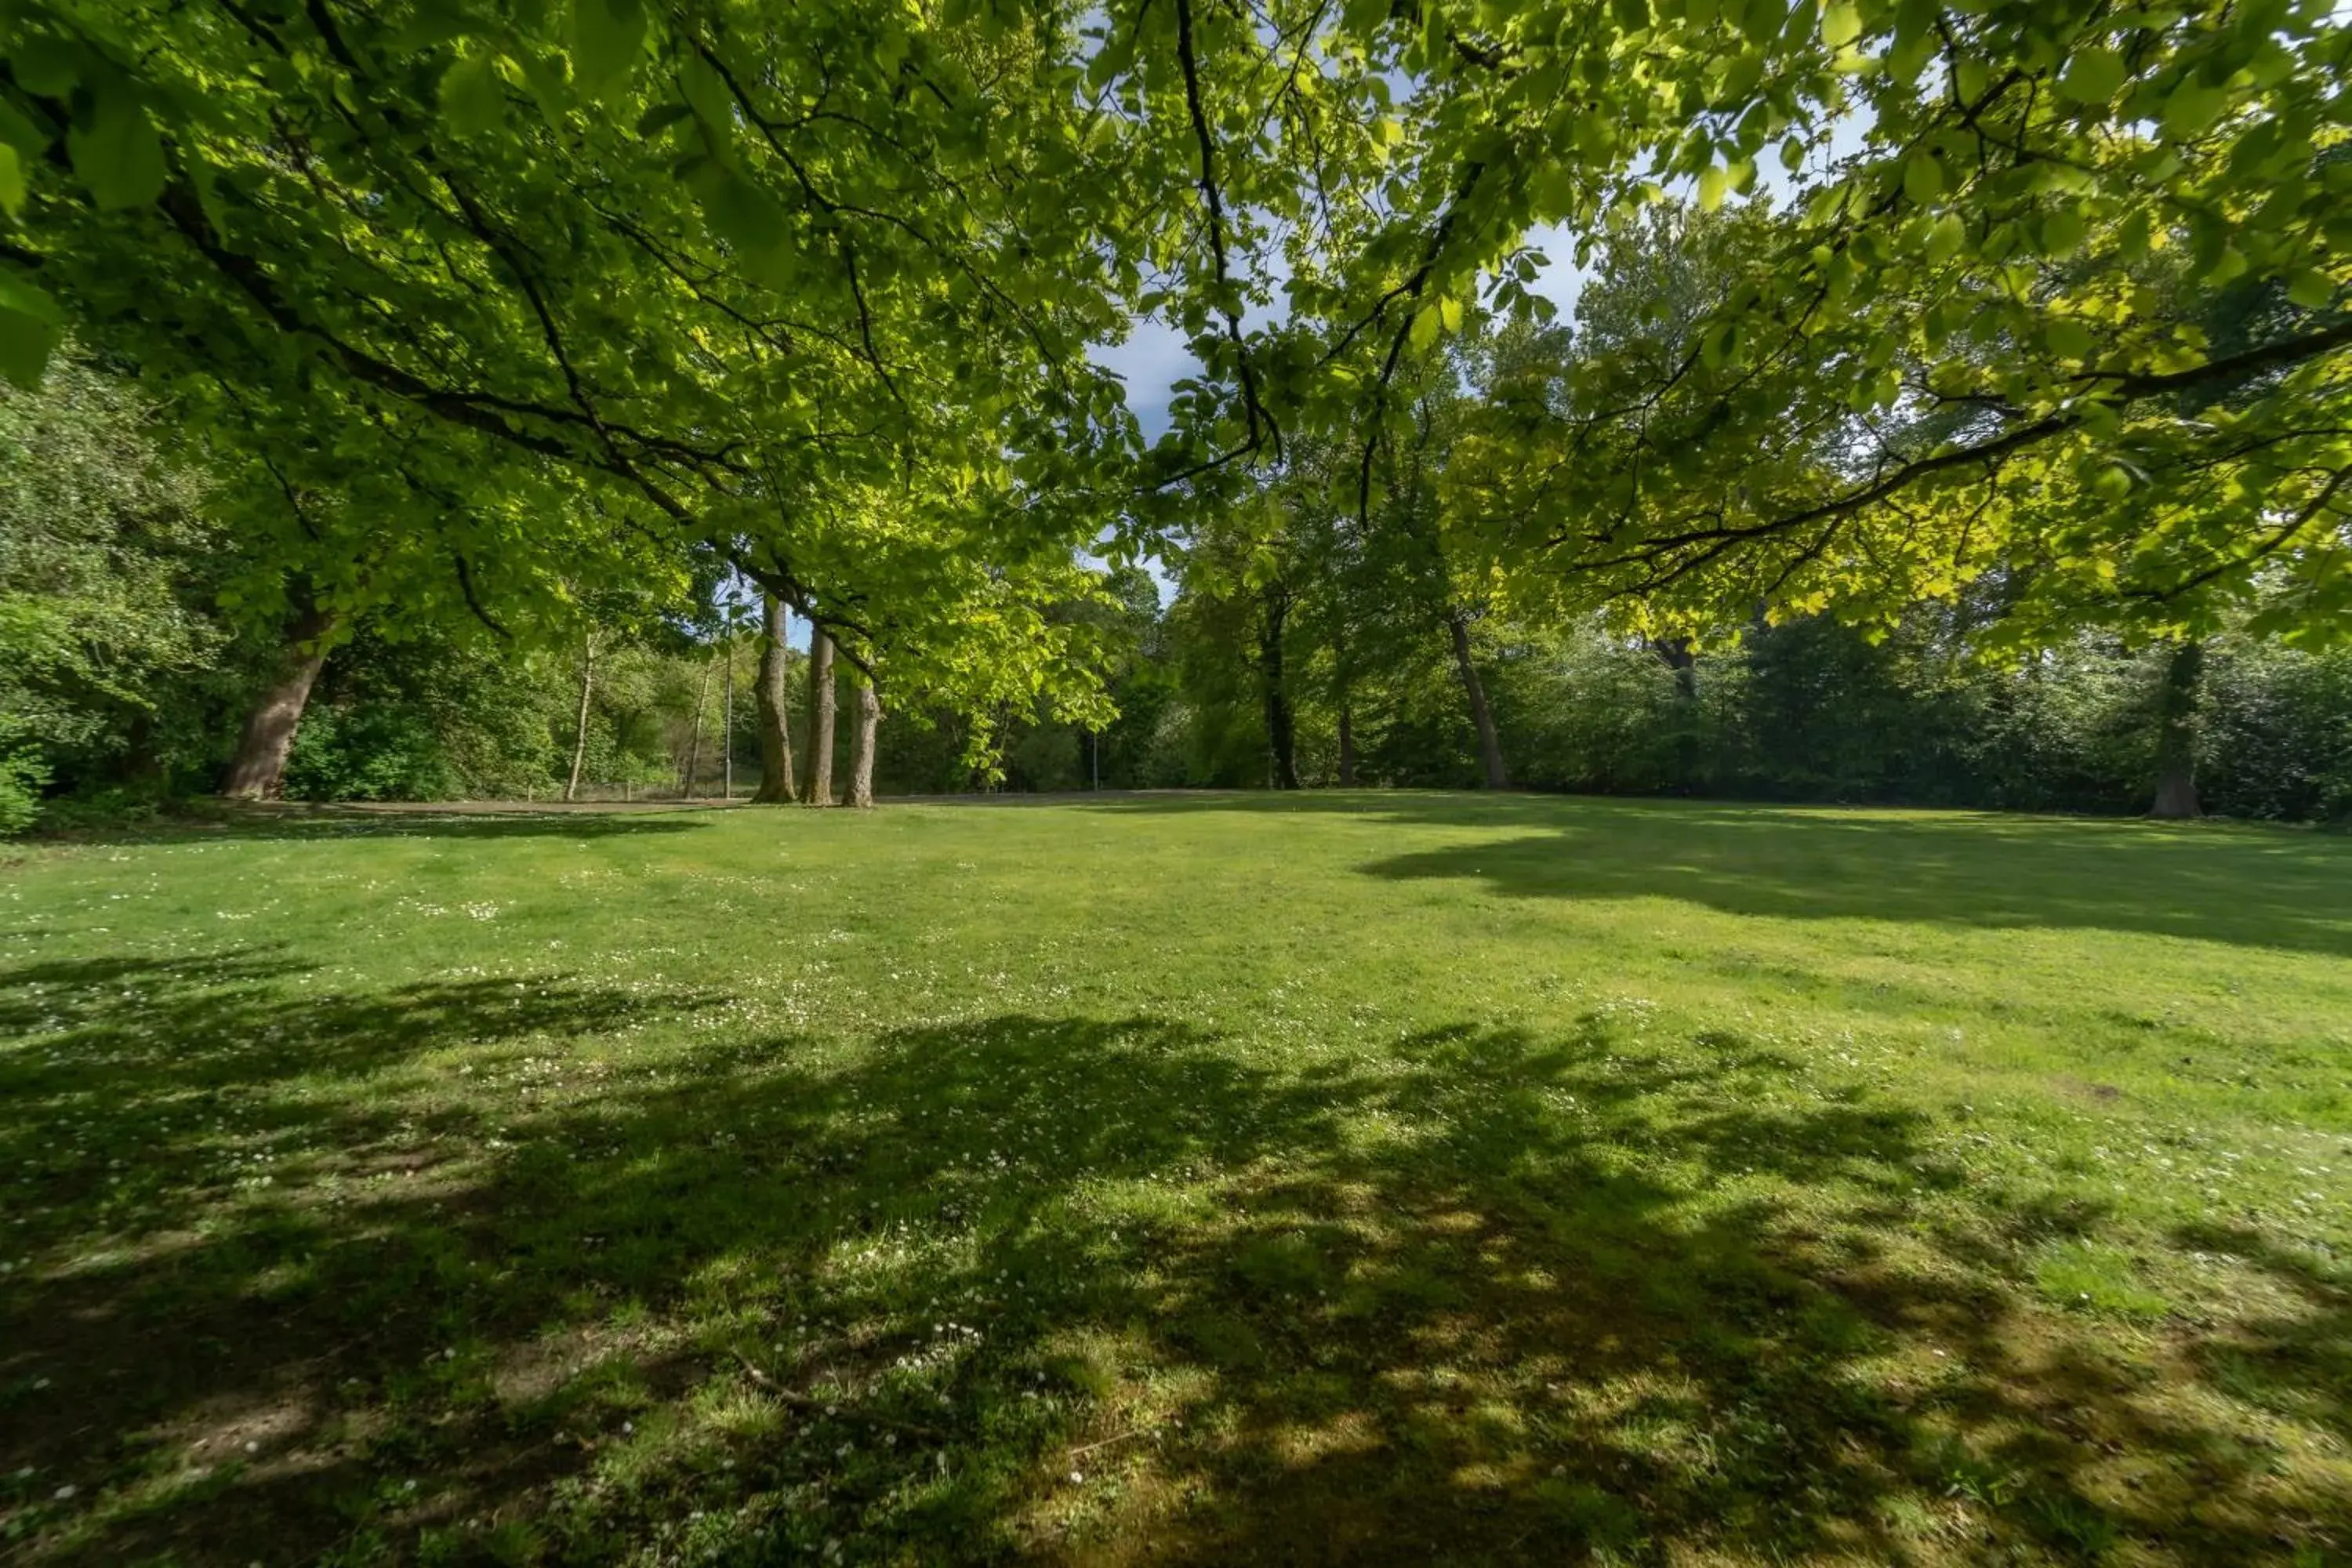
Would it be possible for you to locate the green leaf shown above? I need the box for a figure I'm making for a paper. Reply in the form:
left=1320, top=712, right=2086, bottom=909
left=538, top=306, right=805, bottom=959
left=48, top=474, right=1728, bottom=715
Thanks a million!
left=0, top=100, right=42, bottom=161
left=1437, top=295, right=1463, bottom=333
left=0, top=271, right=63, bottom=389
left=0, top=145, right=24, bottom=221
left=570, top=0, right=646, bottom=96
left=2058, top=46, right=2125, bottom=105
left=1925, top=211, right=1965, bottom=265
left=1700, top=318, right=1738, bottom=368
left=2039, top=205, right=2085, bottom=255
left=2161, top=82, right=2226, bottom=141
left=696, top=167, right=789, bottom=254
left=67, top=94, right=167, bottom=211
left=1697, top=164, right=1729, bottom=212
left=1740, top=0, right=1788, bottom=45
left=1902, top=154, right=1940, bottom=204
left=441, top=50, right=508, bottom=136
left=2285, top=270, right=2336, bottom=310
left=11, top=36, right=82, bottom=96
left=1408, top=305, right=1441, bottom=351
left=2045, top=318, right=2093, bottom=361
left=1820, top=2, right=1860, bottom=49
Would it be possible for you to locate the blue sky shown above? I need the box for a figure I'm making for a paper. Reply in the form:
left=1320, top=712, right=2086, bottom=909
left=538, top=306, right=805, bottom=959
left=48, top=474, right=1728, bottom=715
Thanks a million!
left=1088, top=220, right=1593, bottom=438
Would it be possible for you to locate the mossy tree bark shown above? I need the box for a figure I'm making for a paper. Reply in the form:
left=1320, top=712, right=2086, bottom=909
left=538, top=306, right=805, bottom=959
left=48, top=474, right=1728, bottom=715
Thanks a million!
left=804, top=626, right=837, bottom=806
left=752, top=594, right=797, bottom=803
left=2149, top=640, right=2206, bottom=819
left=848, top=680, right=881, bottom=808
left=220, top=604, right=338, bottom=800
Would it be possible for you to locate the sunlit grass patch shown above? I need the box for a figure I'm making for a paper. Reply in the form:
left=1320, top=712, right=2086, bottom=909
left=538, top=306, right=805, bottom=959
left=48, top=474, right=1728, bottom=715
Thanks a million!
left=2032, top=1240, right=2173, bottom=1320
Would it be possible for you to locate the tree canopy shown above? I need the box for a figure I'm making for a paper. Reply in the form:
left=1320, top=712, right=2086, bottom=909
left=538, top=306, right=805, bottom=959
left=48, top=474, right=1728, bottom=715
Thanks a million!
left=2, top=0, right=2345, bottom=706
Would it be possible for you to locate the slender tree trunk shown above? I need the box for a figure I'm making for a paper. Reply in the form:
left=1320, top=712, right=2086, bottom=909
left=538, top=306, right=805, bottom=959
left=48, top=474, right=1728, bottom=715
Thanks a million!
left=752, top=594, right=797, bottom=803
left=564, top=628, right=596, bottom=803
left=723, top=639, right=735, bottom=800
left=1448, top=609, right=1508, bottom=789
left=804, top=625, right=837, bottom=806
left=1262, top=587, right=1300, bottom=790
left=848, top=680, right=881, bottom=808
left=2149, top=639, right=2205, bottom=819
left=221, top=605, right=338, bottom=800
left=1337, top=699, right=1358, bottom=788
left=682, top=656, right=713, bottom=798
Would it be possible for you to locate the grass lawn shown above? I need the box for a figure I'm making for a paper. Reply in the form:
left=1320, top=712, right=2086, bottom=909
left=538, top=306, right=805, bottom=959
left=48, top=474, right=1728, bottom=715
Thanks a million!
left=2, top=793, right=2349, bottom=1566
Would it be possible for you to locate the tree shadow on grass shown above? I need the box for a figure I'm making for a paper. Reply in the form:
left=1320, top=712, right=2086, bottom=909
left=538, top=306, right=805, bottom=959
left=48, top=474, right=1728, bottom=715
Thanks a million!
left=1330, top=798, right=2352, bottom=958
left=2, top=967, right=2345, bottom=1564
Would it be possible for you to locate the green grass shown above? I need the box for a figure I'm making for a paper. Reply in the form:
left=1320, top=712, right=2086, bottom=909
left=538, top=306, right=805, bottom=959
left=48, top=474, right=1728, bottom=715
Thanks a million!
left=2, top=793, right=2349, bottom=1566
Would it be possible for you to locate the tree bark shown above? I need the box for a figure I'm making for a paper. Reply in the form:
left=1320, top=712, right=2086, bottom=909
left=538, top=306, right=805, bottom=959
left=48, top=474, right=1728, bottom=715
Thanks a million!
left=722, top=638, right=735, bottom=800
left=1650, top=635, right=1699, bottom=701
left=752, top=594, right=797, bottom=803
left=1337, top=699, right=1358, bottom=788
left=681, top=655, right=713, bottom=798
left=1448, top=610, right=1508, bottom=789
left=1262, top=586, right=1300, bottom=790
left=564, top=627, right=596, bottom=803
left=2149, top=639, right=2205, bottom=819
left=804, top=625, right=837, bottom=806
left=848, top=680, right=881, bottom=808
left=220, top=605, right=338, bottom=800
left=1650, top=634, right=1700, bottom=791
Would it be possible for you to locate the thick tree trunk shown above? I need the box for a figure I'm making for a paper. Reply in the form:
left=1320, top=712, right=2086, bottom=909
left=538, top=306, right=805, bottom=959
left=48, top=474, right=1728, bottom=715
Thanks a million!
left=123, top=710, right=164, bottom=790
left=1262, top=588, right=1300, bottom=790
left=752, top=594, right=797, bottom=803
left=564, top=628, right=596, bottom=803
left=220, top=606, right=337, bottom=800
left=2149, top=640, right=2205, bottom=819
left=1448, top=610, right=1508, bottom=789
left=1337, top=699, right=1357, bottom=788
left=681, top=656, right=713, bottom=798
left=1650, top=634, right=1700, bottom=791
left=804, top=626, right=837, bottom=805
left=848, top=681, right=881, bottom=808
left=1650, top=635, right=1699, bottom=701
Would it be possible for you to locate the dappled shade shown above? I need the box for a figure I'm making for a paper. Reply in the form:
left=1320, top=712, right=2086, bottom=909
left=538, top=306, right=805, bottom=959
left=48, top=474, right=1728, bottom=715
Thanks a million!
left=4, top=915, right=2345, bottom=1562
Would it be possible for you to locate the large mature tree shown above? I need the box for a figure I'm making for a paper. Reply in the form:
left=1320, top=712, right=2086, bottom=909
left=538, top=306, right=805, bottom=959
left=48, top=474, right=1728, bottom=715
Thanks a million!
left=5, top=0, right=2343, bottom=749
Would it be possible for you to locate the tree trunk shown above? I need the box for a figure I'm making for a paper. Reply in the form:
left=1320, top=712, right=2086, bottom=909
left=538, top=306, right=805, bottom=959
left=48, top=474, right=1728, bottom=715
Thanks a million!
left=1262, top=587, right=1300, bottom=790
left=1337, top=699, right=1358, bottom=788
left=1650, top=635, right=1699, bottom=701
left=1650, top=635, right=1700, bottom=791
left=848, top=681, right=881, bottom=808
left=752, top=594, right=797, bottom=803
left=2149, top=639, right=2205, bottom=819
left=564, top=628, right=596, bottom=803
left=681, top=655, right=713, bottom=798
left=723, top=639, right=735, bottom=800
left=1448, top=610, right=1508, bottom=789
left=804, top=625, right=837, bottom=806
left=220, top=605, right=337, bottom=800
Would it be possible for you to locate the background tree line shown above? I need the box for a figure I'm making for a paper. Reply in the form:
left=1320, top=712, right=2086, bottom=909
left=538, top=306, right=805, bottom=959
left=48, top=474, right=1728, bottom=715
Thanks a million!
left=6, top=338, right=2346, bottom=826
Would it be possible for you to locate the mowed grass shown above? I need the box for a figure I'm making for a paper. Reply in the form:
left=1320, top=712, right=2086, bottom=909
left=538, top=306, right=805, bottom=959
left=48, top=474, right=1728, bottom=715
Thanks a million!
left=2, top=793, right=2349, bottom=1566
